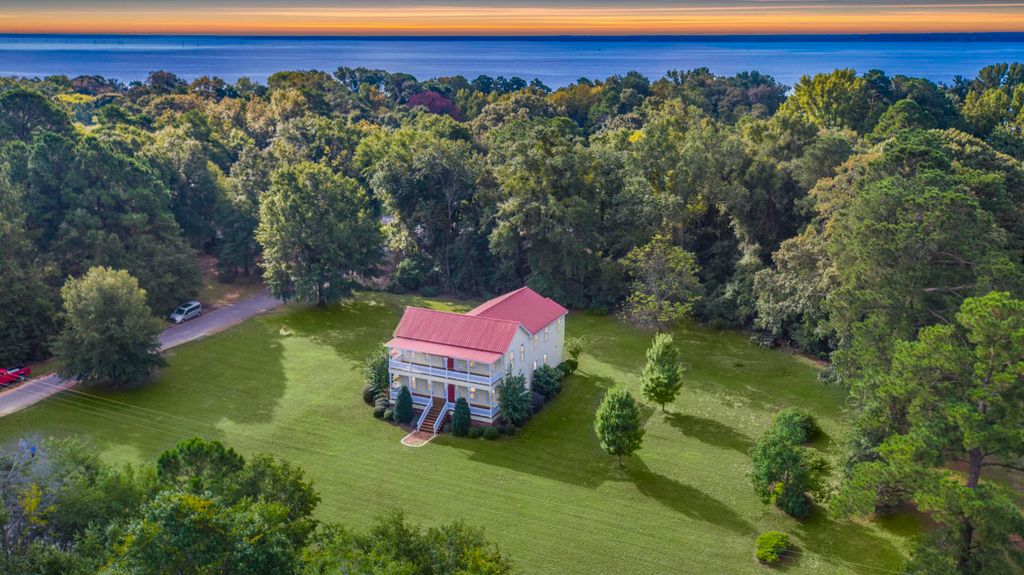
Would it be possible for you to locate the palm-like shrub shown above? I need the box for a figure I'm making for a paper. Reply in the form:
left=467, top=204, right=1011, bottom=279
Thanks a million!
left=496, top=370, right=531, bottom=426
left=363, top=346, right=390, bottom=399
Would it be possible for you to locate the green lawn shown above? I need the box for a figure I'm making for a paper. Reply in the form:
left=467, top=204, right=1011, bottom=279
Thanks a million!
left=0, top=293, right=919, bottom=574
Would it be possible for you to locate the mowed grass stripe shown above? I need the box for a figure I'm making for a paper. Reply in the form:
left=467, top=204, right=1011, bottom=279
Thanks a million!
left=0, top=293, right=918, bottom=574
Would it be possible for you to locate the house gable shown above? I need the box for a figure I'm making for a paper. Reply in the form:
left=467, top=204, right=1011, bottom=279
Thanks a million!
left=466, top=287, right=568, bottom=334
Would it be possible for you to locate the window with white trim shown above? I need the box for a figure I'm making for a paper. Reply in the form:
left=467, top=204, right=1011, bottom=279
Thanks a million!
left=520, top=344, right=525, bottom=361
left=543, top=354, right=548, bottom=366
left=544, top=327, right=549, bottom=342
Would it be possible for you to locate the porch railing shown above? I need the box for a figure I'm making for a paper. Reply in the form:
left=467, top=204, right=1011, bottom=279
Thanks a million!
left=468, top=404, right=500, bottom=420
left=414, top=400, right=432, bottom=430
left=432, top=401, right=453, bottom=434
left=389, top=359, right=501, bottom=386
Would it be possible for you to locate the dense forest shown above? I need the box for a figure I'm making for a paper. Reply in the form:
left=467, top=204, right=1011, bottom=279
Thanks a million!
left=0, top=436, right=513, bottom=573
left=1, top=62, right=1023, bottom=572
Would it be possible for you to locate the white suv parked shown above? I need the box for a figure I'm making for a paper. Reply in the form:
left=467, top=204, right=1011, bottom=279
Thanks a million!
left=170, top=300, right=202, bottom=324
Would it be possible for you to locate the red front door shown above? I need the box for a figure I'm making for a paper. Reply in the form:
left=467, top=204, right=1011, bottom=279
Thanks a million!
left=447, top=357, right=454, bottom=369
left=447, top=384, right=456, bottom=402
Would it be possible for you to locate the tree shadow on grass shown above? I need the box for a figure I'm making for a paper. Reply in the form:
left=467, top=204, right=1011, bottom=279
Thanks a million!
left=625, top=456, right=757, bottom=536
left=663, top=412, right=754, bottom=454
left=285, top=299, right=399, bottom=364
left=793, top=506, right=907, bottom=573
left=432, top=370, right=615, bottom=489
left=0, top=323, right=290, bottom=465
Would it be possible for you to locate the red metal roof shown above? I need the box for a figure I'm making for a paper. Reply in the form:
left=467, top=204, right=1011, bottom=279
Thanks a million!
left=393, top=307, right=520, bottom=355
left=467, top=287, right=568, bottom=334
left=386, top=337, right=503, bottom=364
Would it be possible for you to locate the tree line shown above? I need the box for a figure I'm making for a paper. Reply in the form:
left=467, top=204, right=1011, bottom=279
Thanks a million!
left=0, top=436, right=513, bottom=574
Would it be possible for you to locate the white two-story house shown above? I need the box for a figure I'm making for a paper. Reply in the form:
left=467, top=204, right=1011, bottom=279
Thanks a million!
left=387, top=287, right=568, bottom=432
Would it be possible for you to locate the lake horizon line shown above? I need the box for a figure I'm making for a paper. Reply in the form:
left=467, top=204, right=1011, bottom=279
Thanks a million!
left=3, top=31, right=1024, bottom=43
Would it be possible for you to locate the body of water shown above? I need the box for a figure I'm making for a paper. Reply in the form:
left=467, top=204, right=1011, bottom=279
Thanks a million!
left=1, top=34, right=1022, bottom=87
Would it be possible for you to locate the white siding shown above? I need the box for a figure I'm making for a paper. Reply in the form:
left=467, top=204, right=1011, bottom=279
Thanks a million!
left=496, top=314, right=566, bottom=389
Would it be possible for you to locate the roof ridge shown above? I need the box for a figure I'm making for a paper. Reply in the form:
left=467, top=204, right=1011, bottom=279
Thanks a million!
left=466, top=286, right=529, bottom=316
left=405, top=306, right=523, bottom=326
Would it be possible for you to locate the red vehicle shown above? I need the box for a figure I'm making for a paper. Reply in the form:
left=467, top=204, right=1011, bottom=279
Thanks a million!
left=0, top=366, right=30, bottom=387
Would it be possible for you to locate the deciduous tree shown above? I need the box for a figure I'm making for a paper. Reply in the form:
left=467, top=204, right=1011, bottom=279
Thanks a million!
left=54, top=267, right=165, bottom=389
left=594, top=386, right=645, bottom=468
left=622, top=233, right=702, bottom=329
left=640, top=333, right=684, bottom=412
left=257, top=162, right=382, bottom=305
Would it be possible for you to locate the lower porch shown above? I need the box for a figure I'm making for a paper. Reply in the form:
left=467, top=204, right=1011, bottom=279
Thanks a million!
left=390, top=373, right=500, bottom=424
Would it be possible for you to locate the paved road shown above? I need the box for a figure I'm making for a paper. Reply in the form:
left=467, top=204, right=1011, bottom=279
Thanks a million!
left=0, top=291, right=282, bottom=417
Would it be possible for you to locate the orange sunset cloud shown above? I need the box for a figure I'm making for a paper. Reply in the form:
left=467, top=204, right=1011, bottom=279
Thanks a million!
left=2, top=3, right=1024, bottom=35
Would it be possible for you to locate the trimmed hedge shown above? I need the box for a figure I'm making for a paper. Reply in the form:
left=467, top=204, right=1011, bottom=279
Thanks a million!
left=362, top=384, right=375, bottom=405
left=755, top=531, right=792, bottom=565
left=372, top=406, right=385, bottom=419
left=483, top=426, right=500, bottom=440
left=468, top=426, right=482, bottom=439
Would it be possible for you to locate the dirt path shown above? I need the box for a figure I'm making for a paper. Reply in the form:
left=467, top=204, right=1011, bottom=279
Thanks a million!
left=0, top=291, right=282, bottom=417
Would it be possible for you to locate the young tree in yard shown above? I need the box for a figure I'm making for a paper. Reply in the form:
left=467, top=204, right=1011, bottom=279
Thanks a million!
left=452, top=398, right=472, bottom=437
left=496, top=370, right=531, bottom=426
left=54, top=267, right=165, bottom=389
left=640, top=333, right=683, bottom=412
left=257, top=161, right=382, bottom=306
left=622, top=233, right=702, bottom=329
left=594, top=387, right=645, bottom=468
left=834, top=292, right=1024, bottom=573
left=394, top=387, right=414, bottom=425
left=363, top=345, right=390, bottom=399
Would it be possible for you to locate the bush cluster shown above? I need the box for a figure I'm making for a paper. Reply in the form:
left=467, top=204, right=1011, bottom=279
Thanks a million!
left=483, top=426, right=501, bottom=440
left=532, top=364, right=565, bottom=399
left=558, top=359, right=578, bottom=375
left=755, top=531, right=792, bottom=564
left=531, top=391, right=546, bottom=414
left=468, top=426, right=482, bottom=439
left=771, top=407, right=819, bottom=444
left=749, top=408, right=827, bottom=519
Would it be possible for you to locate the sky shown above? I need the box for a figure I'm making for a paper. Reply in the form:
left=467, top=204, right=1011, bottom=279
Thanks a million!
left=2, top=1, right=1024, bottom=35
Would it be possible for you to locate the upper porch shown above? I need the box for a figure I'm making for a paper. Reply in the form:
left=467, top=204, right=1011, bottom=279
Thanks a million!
left=388, top=348, right=503, bottom=386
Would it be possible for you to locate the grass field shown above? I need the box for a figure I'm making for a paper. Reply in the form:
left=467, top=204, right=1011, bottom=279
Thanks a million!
left=0, top=293, right=920, bottom=574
